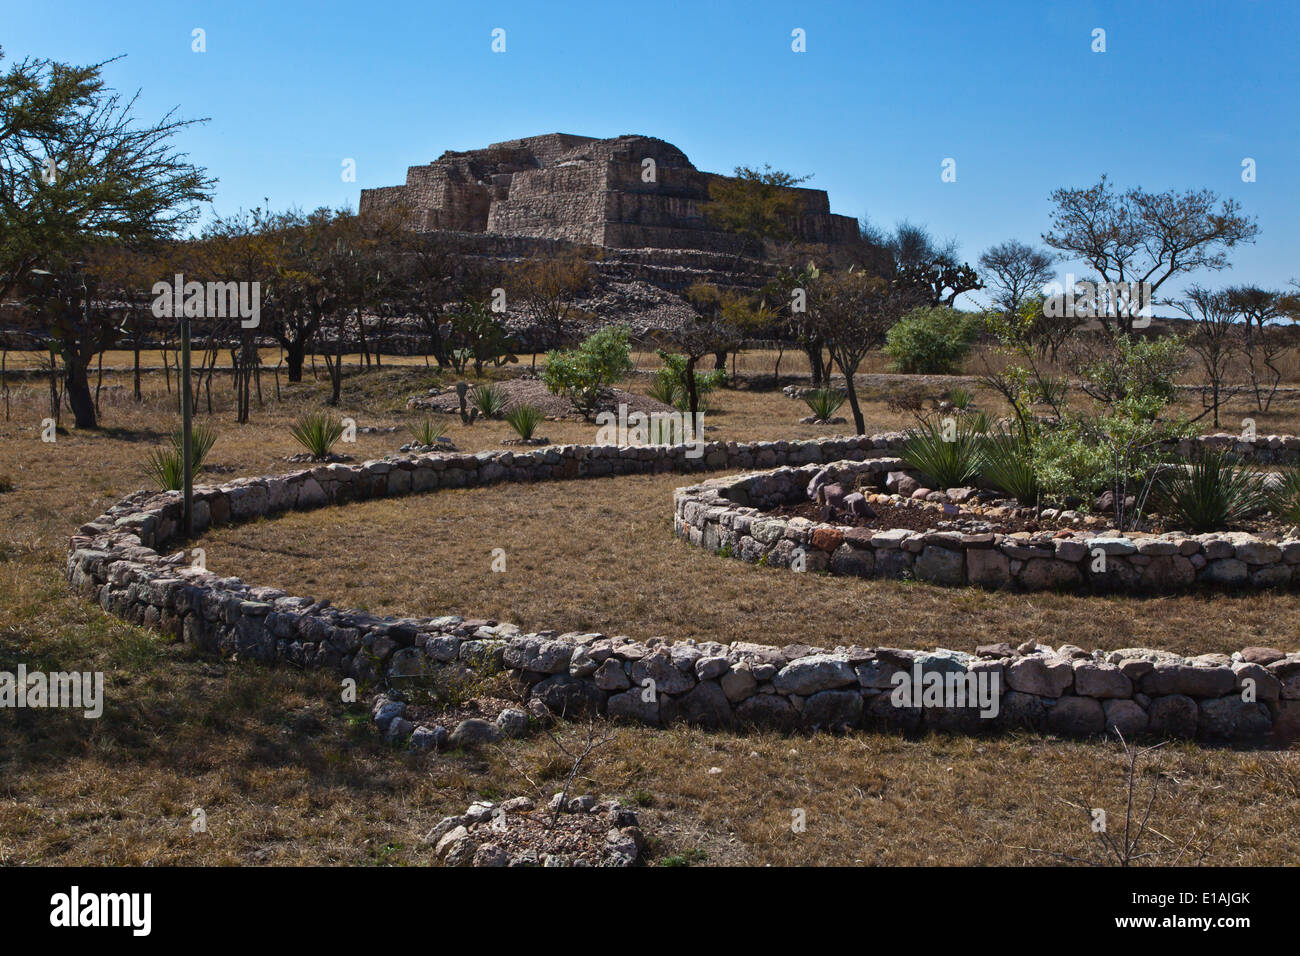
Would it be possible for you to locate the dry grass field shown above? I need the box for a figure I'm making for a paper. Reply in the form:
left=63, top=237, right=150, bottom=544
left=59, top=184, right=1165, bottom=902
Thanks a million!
left=2, top=354, right=1298, bottom=866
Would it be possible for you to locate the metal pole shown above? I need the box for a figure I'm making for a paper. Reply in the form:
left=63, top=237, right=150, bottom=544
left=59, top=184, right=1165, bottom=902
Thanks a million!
left=181, top=315, right=193, bottom=538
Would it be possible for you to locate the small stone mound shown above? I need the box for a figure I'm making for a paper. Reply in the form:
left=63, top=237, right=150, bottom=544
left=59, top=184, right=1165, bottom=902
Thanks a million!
left=409, top=375, right=676, bottom=422
left=426, top=795, right=645, bottom=867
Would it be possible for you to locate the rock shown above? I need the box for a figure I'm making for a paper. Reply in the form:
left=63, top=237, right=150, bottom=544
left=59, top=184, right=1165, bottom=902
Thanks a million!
left=669, top=681, right=733, bottom=728
left=977, top=642, right=1015, bottom=658
left=913, top=546, right=965, bottom=586
left=472, top=844, right=509, bottom=867
left=1146, top=694, right=1199, bottom=737
left=495, top=707, right=531, bottom=738
left=630, top=650, right=696, bottom=696
left=830, top=543, right=873, bottom=577
left=1140, top=663, right=1236, bottom=698
left=1102, top=699, right=1148, bottom=737
left=1139, top=554, right=1196, bottom=590
left=886, top=471, right=920, bottom=497
left=719, top=665, right=758, bottom=702
left=800, top=689, right=863, bottom=731
left=842, top=492, right=874, bottom=519
left=772, top=654, right=857, bottom=695
left=410, top=724, right=449, bottom=751
left=1071, top=661, right=1132, bottom=699
left=606, top=688, right=659, bottom=724
left=1047, top=696, right=1105, bottom=736
left=1240, top=646, right=1285, bottom=665
left=423, top=815, right=464, bottom=845
left=384, top=717, right=414, bottom=742
left=371, top=698, right=406, bottom=732
left=735, top=693, right=799, bottom=731
left=1006, top=655, right=1074, bottom=697
left=695, top=655, right=729, bottom=680
left=1200, top=558, right=1249, bottom=586
left=995, top=691, right=1048, bottom=731
left=532, top=673, right=606, bottom=718
left=593, top=658, right=631, bottom=691
left=1017, top=558, right=1082, bottom=590
left=1198, top=696, right=1271, bottom=739
left=448, top=718, right=503, bottom=749
left=966, top=547, right=1011, bottom=588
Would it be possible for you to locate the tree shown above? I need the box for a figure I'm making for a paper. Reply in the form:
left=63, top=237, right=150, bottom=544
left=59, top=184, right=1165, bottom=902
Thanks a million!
left=0, top=49, right=214, bottom=427
left=1225, top=285, right=1287, bottom=412
left=1167, top=286, right=1242, bottom=428
left=677, top=282, right=743, bottom=417
left=859, top=218, right=982, bottom=306
left=508, top=247, right=592, bottom=366
left=809, top=269, right=924, bottom=434
left=542, top=324, right=633, bottom=420
left=705, top=165, right=812, bottom=259
left=979, top=239, right=1055, bottom=317
left=1043, top=175, right=1259, bottom=335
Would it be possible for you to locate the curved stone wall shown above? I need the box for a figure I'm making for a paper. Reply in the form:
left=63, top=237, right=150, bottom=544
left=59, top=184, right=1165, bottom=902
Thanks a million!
left=65, top=435, right=1300, bottom=743
left=675, top=461, right=1300, bottom=592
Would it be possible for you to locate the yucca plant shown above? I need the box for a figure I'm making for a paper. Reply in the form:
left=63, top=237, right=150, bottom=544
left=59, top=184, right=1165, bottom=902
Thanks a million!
left=979, top=427, right=1039, bottom=505
left=1155, top=450, right=1270, bottom=532
left=901, top=415, right=983, bottom=489
left=145, top=424, right=218, bottom=490
left=947, top=386, right=974, bottom=410
left=470, top=383, right=507, bottom=419
left=407, top=418, right=449, bottom=447
left=803, top=387, right=846, bottom=421
left=647, top=375, right=681, bottom=407
left=290, top=411, right=346, bottom=461
left=504, top=403, right=545, bottom=441
left=1269, top=467, right=1300, bottom=526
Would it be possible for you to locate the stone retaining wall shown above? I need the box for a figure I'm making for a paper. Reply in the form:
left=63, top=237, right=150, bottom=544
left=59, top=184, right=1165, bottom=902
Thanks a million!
left=65, top=434, right=1300, bottom=744
left=676, top=460, right=1300, bottom=593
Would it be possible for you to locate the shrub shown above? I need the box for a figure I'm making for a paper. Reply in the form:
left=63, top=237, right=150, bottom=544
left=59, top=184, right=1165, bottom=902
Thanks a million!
left=290, top=411, right=345, bottom=461
left=407, top=418, right=448, bottom=446
left=505, top=403, right=545, bottom=440
left=469, top=382, right=507, bottom=419
left=145, top=424, right=218, bottom=490
left=1030, top=420, right=1109, bottom=506
left=946, top=386, right=974, bottom=410
left=1269, top=467, right=1300, bottom=526
left=1156, top=450, right=1270, bottom=532
left=900, top=415, right=983, bottom=488
left=884, top=306, right=980, bottom=375
left=542, top=325, right=634, bottom=419
left=646, top=375, right=680, bottom=407
left=802, top=387, right=846, bottom=421
left=979, top=427, right=1038, bottom=505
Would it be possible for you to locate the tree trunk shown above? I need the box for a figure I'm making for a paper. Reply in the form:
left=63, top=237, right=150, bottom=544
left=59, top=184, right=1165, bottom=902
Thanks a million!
left=286, top=342, right=305, bottom=383
left=685, top=355, right=700, bottom=419
left=66, top=354, right=97, bottom=429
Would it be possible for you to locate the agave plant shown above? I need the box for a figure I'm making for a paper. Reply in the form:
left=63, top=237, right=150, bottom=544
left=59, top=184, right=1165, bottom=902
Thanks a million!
left=290, top=411, right=346, bottom=461
left=407, top=417, right=449, bottom=447
left=1155, top=449, right=1270, bottom=533
left=946, top=386, right=974, bottom=410
left=470, top=383, right=507, bottom=419
left=978, top=427, right=1038, bottom=505
left=504, top=403, right=545, bottom=441
left=145, top=424, right=218, bottom=491
left=646, top=375, right=681, bottom=407
left=900, top=414, right=983, bottom=489
left=802, top=387, right=846, bottom=421
left=1268, top=467, right=1300, bottom=526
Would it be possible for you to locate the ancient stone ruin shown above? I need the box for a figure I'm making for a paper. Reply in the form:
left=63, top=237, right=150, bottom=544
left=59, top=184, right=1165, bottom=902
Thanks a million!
left=360, top=133, right=860, bottom=253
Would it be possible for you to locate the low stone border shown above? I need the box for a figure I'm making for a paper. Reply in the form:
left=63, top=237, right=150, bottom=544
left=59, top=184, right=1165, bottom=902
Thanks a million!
left=64, top=435, right=1300, bottom=743
left=675, top=461, right=1300, bottom=592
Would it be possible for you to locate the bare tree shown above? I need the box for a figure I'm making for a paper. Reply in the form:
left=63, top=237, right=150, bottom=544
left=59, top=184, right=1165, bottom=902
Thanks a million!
left=1168, top=286, right=1243, bottom=428
left=1225, top=285, right=1286, bottom=412
left=979, top=239, right=1055, bottom=318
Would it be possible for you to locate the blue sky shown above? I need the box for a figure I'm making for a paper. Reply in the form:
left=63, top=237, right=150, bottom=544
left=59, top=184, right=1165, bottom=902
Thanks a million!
left=5, top=0, right=1297, bottom=306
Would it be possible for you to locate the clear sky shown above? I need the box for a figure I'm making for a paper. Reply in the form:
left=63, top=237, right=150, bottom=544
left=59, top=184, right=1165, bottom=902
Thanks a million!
left=4, top=0, right=1296, bottom=306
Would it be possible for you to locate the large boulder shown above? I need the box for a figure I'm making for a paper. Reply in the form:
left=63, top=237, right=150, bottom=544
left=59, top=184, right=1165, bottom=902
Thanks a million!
left=772, top=655, right=857, bottom=696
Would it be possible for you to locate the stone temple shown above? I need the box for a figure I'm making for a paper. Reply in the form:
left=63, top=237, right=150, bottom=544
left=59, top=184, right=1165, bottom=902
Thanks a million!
left=359, top=133, right=859, bottom=253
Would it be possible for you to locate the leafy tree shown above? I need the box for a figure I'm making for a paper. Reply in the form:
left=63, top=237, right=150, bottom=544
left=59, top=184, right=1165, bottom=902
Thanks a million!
left=705, top=165, right=812, bottom=258
left=1043, top=174, right=1258, bottom=335
left=859, top=218, right=983, bottom=306
left=508, top=247, right=593, bottom=365
left=1, top=48, right=214, bottom=427
left=809, top=269, right=925, bottom=434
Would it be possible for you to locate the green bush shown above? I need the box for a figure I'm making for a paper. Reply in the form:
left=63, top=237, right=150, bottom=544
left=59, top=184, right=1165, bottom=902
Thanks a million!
left=290, top=411, right=345, bottom=461
left=145, top=424, right=218, bottom=491
left=802, top=387, right=846, bottom=421
left=469, top=382, right=507, bottom=419
left=1030, top=421, right=1109, bottom=505
left=407, top=418, right=448, bottom=446
left=979, top=427, right=1039, bottom=505
left=504, top=403, right=545, bottom=440
left=900, top=415, right=983, bottom=489
left=884, top=306, right=980, bottom=375
left=542, top=325, right=634, bottom=420
left=1156, top=450, right=1269, bottom=532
